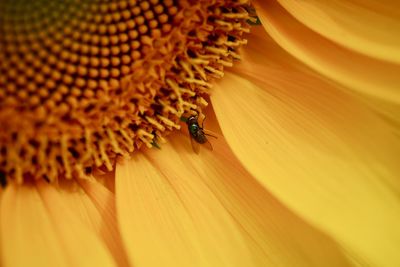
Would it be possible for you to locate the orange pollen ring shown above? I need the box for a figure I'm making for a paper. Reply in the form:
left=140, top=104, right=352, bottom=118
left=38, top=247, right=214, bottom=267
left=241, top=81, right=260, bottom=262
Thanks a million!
left=0, top=0, right=250, bottom=184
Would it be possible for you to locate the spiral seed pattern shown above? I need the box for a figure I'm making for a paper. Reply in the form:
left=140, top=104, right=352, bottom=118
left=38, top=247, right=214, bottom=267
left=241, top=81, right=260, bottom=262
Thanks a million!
left=0, top=0, right=250, bottom=183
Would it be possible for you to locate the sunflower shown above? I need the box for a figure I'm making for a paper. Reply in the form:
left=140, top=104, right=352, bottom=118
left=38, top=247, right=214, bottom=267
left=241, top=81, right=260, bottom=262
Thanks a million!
left=1, top=1, right=400, bottom=267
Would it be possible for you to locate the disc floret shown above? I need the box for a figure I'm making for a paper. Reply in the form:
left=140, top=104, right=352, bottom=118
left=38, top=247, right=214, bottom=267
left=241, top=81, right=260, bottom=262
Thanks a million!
left=0, top=0, right=250, bottom=183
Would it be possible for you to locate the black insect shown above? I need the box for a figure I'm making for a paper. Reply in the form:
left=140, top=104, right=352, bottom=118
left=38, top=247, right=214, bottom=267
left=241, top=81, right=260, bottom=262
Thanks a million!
left=185, top=115, right=217, bottom=154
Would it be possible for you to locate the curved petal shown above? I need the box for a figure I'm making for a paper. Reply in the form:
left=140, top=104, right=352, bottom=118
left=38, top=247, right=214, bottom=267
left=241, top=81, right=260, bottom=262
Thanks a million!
left=1, top=183, right=68, bottom=267
left=64, top=178, right=130, bottom=267
left=355, top=92, right=400, bottom=134
left=36, top=180, right=117, bottom=267
left=212, top=30, right=400, bottom=266
left=235, top=25, right=400, bottom=131
left=253, top=0, right=400, bottom=105
left=277, top=0, right=400, bottom=64
left=117, top=129, right=353, bottom=267
left=115, top=144, right=254, bottom=267
left=1, top=182, right=116, bottom=267
left=171, top=132, right=356, bottom=266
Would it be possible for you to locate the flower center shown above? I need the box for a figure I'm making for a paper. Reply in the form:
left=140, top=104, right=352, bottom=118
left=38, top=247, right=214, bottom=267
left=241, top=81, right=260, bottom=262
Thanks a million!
left=0, top=0, right=250, bottom=184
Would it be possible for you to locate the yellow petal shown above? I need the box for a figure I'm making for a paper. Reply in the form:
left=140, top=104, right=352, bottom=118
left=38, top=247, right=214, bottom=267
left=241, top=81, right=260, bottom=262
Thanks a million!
left=116, top=128, right=354, bottom=266
left=1, top=182, right=116, bottom=267
left=212, top=31, right=400, bottom=266
left=36, top=180, right=117, bottom=267
left=1, top=183, right=68, bottom=267
left=276, top=0, right=400, bottom=64
left=62, top=178, right=130, bottom=267
left=169, top=132, right=353, bottom=266
left=253, top=0, right=400, bottom=105
left=355, top=92, right=400, bottom=135
left=115, top=143, right=254, bottom=267
left=235, top=25, right=400, bottom=132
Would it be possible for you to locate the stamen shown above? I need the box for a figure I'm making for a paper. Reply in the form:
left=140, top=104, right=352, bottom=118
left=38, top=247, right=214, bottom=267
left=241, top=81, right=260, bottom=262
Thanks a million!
left=137, top=129, right=154, bottom=148
left=146, top=116, right=166, bottom=131
left=180, top=61, right=195, bottom=79
left=205, top=46, right=230, bottom=57
left=158, top=100, right=179, bottom=115
left=182, top=101, right=198, bottom=109
left=157, top=115, right=181, bottom=130
left=188, top=58, right=210, bottom=65
left=221, top=13, right=249, bottom=19
left=179, top=88, right=196, bottom=97
left=61, top=135, right=72, bottom=179
left=156, top=135, right=167, bottom=144
left=75, top=164, right=91, bottom=180
left=0, top=0, right=250, bottom=183
left=99, top=141, right=113, bottom=171
left=47, top=149, right=58, bottom=183
left=229, top=51, right=242, bottom=60
left=185, top=78, right=212, bottom=88
left=205, top=66, right=224, bottom=78
left=166, top=79, right=184, bottom=115
left=106, top=129, right=125, bottom=155
left=197, top=97, right=209, bottom=107
left=192, top=64, right=208, bottom=81
left=119, top=129, right=135, bottom=152
left=215, top=20, right=234, bottom=31
left=217, top=59, right=233, bottom=67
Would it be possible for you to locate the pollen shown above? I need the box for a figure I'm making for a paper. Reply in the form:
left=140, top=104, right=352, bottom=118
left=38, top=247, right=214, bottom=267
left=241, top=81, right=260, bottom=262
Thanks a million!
left=0, top=0, right=250, bottom=184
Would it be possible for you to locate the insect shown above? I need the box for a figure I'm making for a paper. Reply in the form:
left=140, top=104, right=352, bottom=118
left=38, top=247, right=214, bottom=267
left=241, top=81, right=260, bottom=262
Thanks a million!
left=185, top=115, right=217, bottom=154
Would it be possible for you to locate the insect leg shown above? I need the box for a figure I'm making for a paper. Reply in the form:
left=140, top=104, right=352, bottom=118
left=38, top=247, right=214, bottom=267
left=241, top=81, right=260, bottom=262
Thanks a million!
left=203, top=129, right=218, bottom=139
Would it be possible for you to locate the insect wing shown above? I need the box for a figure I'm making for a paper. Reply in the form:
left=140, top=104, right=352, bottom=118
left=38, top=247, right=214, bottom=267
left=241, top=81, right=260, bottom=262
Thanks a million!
left=189, top=134, right=201, bottom=154
left=203, top=129, right=218, bottom=139
left=203, top=139, right=213, bottom=152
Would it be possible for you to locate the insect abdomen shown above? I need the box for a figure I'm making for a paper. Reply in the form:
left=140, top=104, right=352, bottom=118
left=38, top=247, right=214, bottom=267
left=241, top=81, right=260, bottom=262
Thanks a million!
left=194, top=131, right=208, bottom=144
